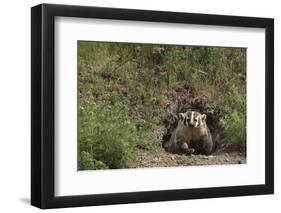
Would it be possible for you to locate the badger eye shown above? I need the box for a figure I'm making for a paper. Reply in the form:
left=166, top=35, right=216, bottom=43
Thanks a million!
left=194, top=118, right=198, bottom=121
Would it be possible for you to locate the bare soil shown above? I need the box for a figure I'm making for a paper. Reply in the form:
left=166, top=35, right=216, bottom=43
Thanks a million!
left=136, top=147, right=246, bottom=168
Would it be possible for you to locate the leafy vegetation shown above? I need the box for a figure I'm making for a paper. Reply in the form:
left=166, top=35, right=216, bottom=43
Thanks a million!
left=79, top=151, right=108, bottom=170
left=79, top=100, right=143, bottom=169
left=219, top=86, right=246, bottom=145
left=78, top=41, right=247, bottom=170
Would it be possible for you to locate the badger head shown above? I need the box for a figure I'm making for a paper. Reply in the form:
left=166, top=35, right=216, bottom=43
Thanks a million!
left=178, top=111, right=206, bottom=128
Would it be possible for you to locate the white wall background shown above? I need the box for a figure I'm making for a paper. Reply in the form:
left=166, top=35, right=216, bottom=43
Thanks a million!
left=0, top=0, right=279, bottom=212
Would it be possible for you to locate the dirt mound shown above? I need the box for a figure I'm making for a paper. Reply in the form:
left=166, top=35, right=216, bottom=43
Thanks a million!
left=160, top=83, right=242, bottom=154
left=136, top=147, right=246, bottom=168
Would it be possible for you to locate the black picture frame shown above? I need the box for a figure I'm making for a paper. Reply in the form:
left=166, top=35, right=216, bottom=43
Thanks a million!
left=31, top=3, right=274, bottom=209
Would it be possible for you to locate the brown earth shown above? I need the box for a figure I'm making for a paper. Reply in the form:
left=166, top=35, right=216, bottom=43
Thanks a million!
left=136, top=147, right=246, bottom=168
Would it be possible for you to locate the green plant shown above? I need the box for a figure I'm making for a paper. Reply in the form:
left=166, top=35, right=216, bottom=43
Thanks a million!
left=219, top=86, right=246, bottom=145
left=79, top=151, right=108, bottom=170
left=79, top=100, right=141, bottom=169
left=219, top=110, right=246, bottom=145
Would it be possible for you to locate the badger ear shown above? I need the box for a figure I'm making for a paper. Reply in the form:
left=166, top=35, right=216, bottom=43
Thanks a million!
left=201, top=114, right=207, bottom=121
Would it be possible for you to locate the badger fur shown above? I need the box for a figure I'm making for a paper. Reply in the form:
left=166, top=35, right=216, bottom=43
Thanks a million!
left=163, top=111, right=213, bottom=155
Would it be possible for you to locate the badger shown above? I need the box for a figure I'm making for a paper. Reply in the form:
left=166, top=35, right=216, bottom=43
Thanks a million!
left=163, top=111, right=214, bottom=155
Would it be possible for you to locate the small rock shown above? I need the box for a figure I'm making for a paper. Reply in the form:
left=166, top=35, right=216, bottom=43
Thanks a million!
left=207, top=155, right=215, bottom=160
left=202, top=155, right=215, bottom=160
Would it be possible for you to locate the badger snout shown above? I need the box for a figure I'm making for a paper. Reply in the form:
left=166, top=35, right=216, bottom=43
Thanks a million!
left=189, top=123, right=195, bottom=128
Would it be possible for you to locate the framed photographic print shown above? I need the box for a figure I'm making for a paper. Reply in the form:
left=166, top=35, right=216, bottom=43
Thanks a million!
left=31, top=3, right=274, bottom=209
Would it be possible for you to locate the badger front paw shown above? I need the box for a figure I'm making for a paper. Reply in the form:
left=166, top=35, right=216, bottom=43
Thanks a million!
left=186, top=148, right=195, bottom=155
left=180, top=143, right=195, bottom=155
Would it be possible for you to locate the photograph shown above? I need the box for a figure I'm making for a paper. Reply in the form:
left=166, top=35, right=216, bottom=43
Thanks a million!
left=30, top=3, right=274, bottom=209
left=77, top=41, right=247, bottom=170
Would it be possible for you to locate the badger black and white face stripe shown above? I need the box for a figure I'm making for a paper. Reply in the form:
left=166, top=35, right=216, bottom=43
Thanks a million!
left=179, top=111, right=206, bottom=128
left=178, top=112, right=189, bottom=126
